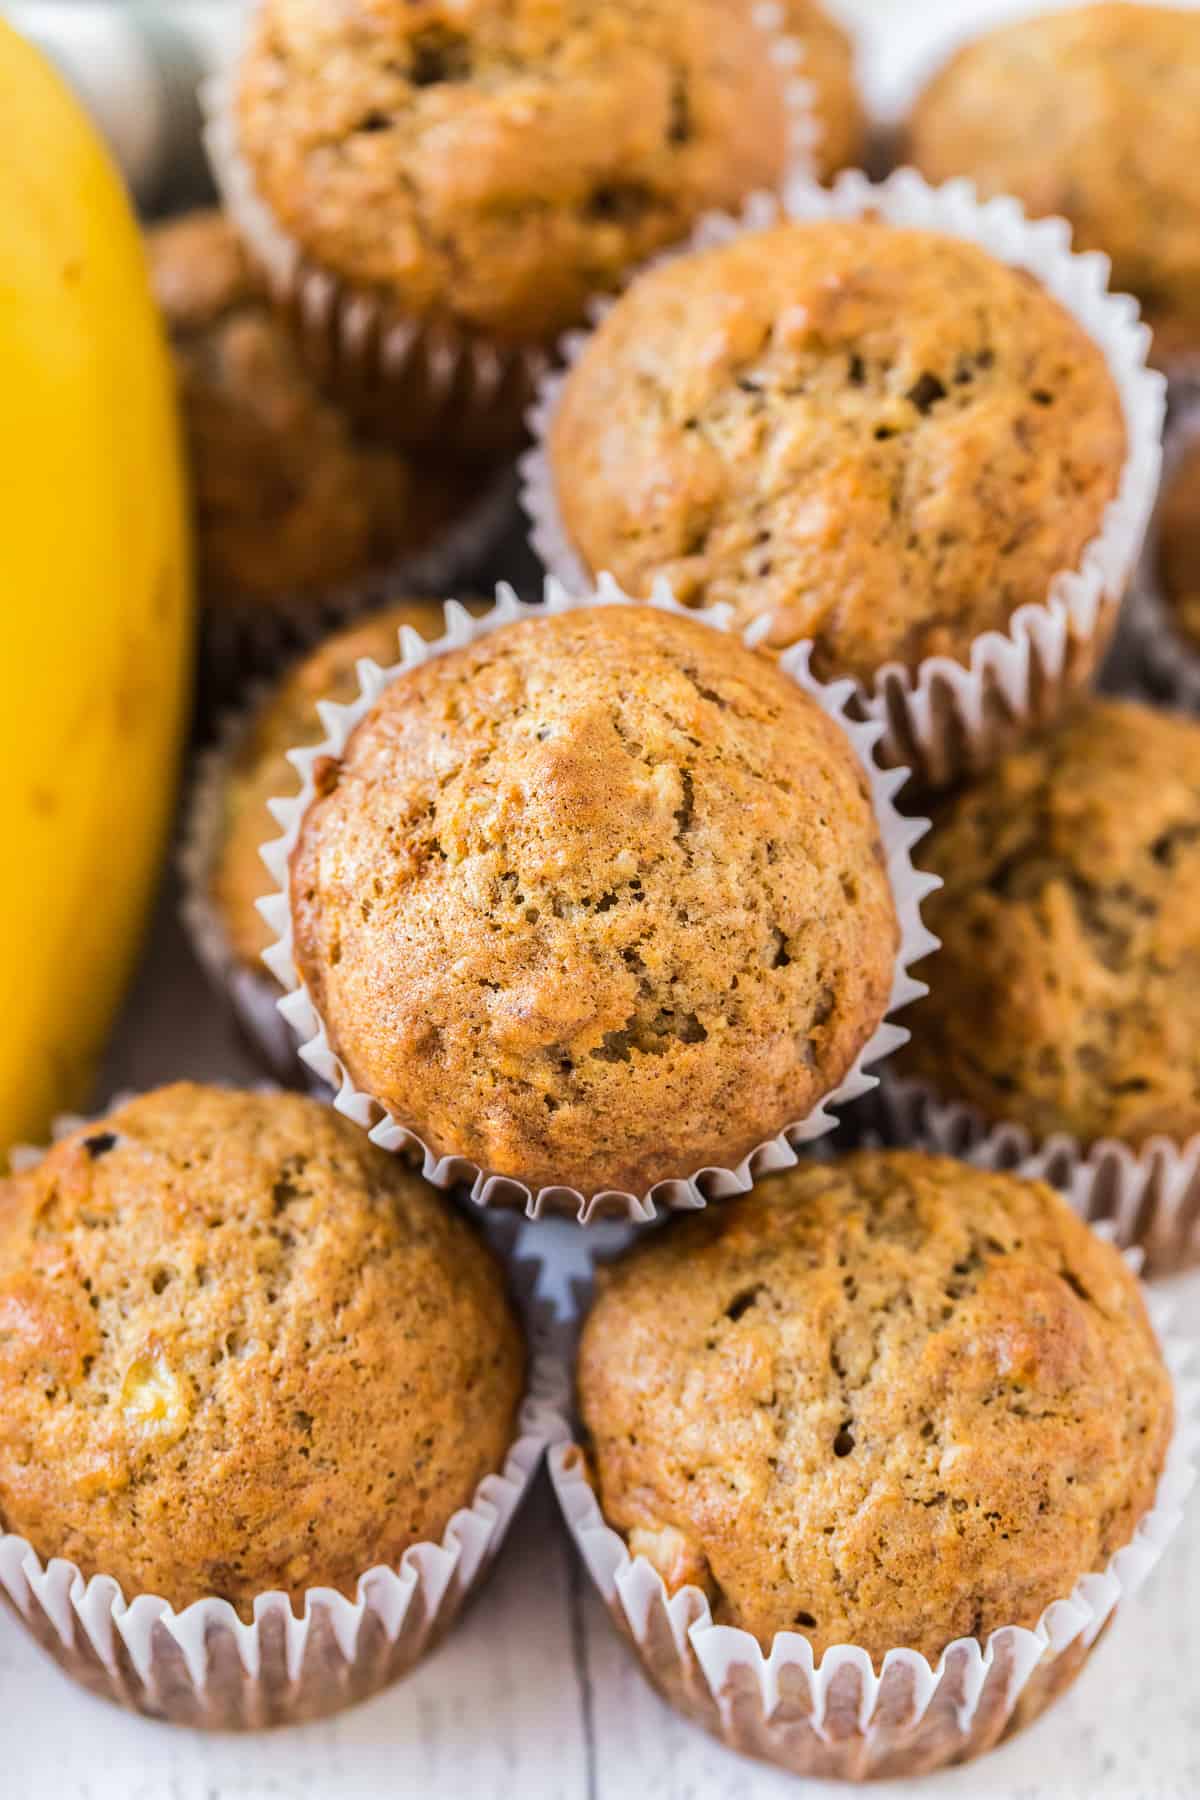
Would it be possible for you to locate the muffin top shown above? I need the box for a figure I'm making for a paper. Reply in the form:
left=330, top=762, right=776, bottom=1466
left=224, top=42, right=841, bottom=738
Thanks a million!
left=0, top=1085, right=525, bottom=1614
left=233, top=0, right=791, bottom=345
left=906, top=4, right=1200, bottom=363
left=148, top=210, right=478, bottom=608
left=783, top=0, right=865, bottom=181
left=1157, top=437, right=1200, bottom=654
left=549, top=220, right=1126, bottom=683
left=901, top=698, right=1200, bottom=1147
left=289, top=605, right=899, bottom=1198
left=213, top=598, right=486, bottom=972
left=579, top=1149, right=1172, bottom=1663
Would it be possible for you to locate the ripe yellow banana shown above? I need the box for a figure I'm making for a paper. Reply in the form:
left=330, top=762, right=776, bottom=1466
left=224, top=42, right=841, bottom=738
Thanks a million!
left=0, top=19, right=192, bottom=1154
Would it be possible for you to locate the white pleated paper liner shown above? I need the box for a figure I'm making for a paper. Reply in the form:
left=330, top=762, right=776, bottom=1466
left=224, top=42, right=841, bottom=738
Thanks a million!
left=179, top=691, right=318, bottom=1090
left=256, top=577, right=939, bottom=1225
left=875, top=1073, right=1200, bottom=1282
left=548, top=1245, right=1198, bottom=1782
left=202, top=4, right=820, bottom=457
left=1127, top=396, right=1200, bottom=713
left=521, top=166, right=1165, bottom=788
left=198, top=463, right=517, bottom=706
left=0, top=1105, right=569, bottom=1730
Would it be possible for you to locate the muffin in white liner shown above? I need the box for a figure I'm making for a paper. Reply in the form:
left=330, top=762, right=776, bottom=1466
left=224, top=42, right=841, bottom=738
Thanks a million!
left=521, top=166, right=1165, bottom=788
left=0, top=1097, right=568, bottom=1730
left=548, top=1221, right=1197, bottom=1782
left=202, top=2, right=820, bottom=457
left=874, top=1073, right=1200, bottom=1282
left=179, top=693, right=312, bottom=1089
left=256, top=578, right=938, bottom=1224
left=1128, top=398, right=1200, bottom=714
left=198, top=464, right=516, bottom=703
left=181, top=599, right=493, bottom=1087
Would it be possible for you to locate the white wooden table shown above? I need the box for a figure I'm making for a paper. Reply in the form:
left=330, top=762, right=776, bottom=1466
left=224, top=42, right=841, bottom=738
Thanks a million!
left=10, top=1, right=1200, bottom=1792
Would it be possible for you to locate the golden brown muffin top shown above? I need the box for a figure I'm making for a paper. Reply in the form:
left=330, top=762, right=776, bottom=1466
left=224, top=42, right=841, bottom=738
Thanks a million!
left=579, top=1149, right=1172, bottom=1664
left=901, top=698, right=1200, bottom=1147
left=1158, top=438, right=1200, bottom=653
left=289, top=605, right=899, bottom=1198
left=783, top=0, right=866, bottom=181
left=549, top=220, right=1125, bottom=684
left=906, top=4, right=1200, bottom=363
left=148, top=210, right=481, bottom=608
left=0, top=1085, right=525, bottom=1615
left=234, top=0, right=790, bottom=345
left=213, top=598, right=486, bottom=971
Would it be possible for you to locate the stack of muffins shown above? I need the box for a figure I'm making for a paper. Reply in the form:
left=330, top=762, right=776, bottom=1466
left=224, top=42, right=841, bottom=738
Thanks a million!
left=6, top=0, right=1200, bottom=1781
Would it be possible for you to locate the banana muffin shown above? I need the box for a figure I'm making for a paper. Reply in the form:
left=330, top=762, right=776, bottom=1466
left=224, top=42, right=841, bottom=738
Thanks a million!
left=232, top=0, right=792, bottom=354
left=547, top=219, right=1126, bottom=684
left=287, top=605, right=901, bottom=1198
left=784, top=0, right=866, bottom=181
left=578, top=1149, right=1173, bottom=1664
left=0, top=1085, right=525, bottom=1614
left=1156, top=436, right=1200, bottom=654
left=211, top=599, right=484, bottom=976
left=906, top=5, right=1200, bottom=366
left=148, top=210, right=486, bottom=612
left=900, top=698, right=1200, bottom=1148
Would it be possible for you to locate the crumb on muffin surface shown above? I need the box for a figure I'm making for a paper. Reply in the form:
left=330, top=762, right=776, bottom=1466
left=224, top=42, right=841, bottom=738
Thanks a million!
left=578, top=1149, right=1172, bottom=1663
left=0, top=1084, right=525, bottom=1615
left=900, top=698, right=1200, bottom=1147
left=549, top=220, right=1125, bottom=684
left=289, top=605, right=900, bottom=1197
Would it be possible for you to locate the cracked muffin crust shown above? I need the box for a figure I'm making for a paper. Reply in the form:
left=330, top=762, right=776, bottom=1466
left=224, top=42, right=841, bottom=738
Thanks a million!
left=548, top=219, right=1126, bottom=684
left=900, top=698, right=1200, bottom=1147
left=578, top=1149, right=1172, bottom=1663
left=213, top=599, right=485, bottom=973
left=906, top=5, right=1200, bottom=365
left=782, top=0, right=866, bottom=181
left=233, top=0, right=791, bottom=348
left=0, top=1085, right=525, bottom=1615
left=148, top=210, right=483, bottom=609
left=288, top=605, right=900, bottom=1198
left=1157, top=437, right=1200, bottom=655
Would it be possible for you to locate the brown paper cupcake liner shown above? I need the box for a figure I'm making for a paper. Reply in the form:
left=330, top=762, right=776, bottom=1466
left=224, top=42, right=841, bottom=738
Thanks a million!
left=201, top=4, right=821, bottom=456
left=178, top=690, right=318, bottom=1090
left=256, top=578, right=939, bottom=1224
left=198, top=463, right=517, bottom=704
left=1127, top=396, right=1200, bottom=712
left=874, top=1072, right=1200, bottom=1280
left=0, top=1109, right=569, bottom=1729
left=521, top=167, right=1166, bottom=788
left=548, top=1246, right=1197, bottom=1782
